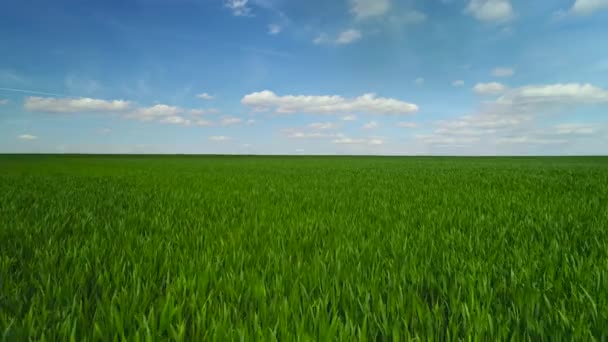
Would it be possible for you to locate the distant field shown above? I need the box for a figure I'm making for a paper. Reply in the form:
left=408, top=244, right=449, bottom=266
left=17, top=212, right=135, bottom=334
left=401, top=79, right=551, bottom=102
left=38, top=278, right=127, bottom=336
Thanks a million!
left=1, top=155, right=607, bottom=340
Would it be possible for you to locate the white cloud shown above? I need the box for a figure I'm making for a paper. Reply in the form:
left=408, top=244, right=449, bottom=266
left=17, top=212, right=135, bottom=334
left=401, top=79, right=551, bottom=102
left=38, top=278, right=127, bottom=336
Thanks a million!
left=268, top=24, right=282, bottom=35
left=415, top=77, right=425, bottom=85
left=196, top=119, right=214, bottom=127
left=0, top=99, right=8, bottom=105
left=128, top=104, right=182, bottom=121
left=219, top=116, right=243, bottom=126
left=287, top=131, right=339, bottom=139
left=363, top=121, right=379, bottom=129
left=242, top=90, right=418, bottom=115
left=18, top=134, right=37, bottom=141
left=247, top=119, right=256, bottom=125
left=336, top=29, right=362, bottom=45
left=351, top=0, right=391, bottom=19
left=308, top=122, right=336, bottom=130
left=452, top=80, right=465, bottom=87
left=224, top=0, right=252, bottom=16
left=492, top=67, right=515, bottom=77
left=496, top=83, right=608, bottom=106
left=196, top=93, right=214, bottom=100
left=497, top=136, right=567, bottom=145
left=466, top=0, right=514, bottom=23
left=333, top=137, right=383, bottom=145
left=189, top=108, right=219, bottom=115
left=315, top=30, right=362, bottom=45
left=209, top=136, right=232, bottom=141
left=313, top=33, right=329, bottom=45
left=397, top=122, right=418, bottom=128
left=160, top=116, right=191, bottom=126
left=342, top=115, right=358, bottom=121
left=473, top=82, right=507, bottom=95
left=553, top=123, right=596, bottom=135
left=24, top=96, right=130, bottom=113
left=571, top=0, right=608, bottom=15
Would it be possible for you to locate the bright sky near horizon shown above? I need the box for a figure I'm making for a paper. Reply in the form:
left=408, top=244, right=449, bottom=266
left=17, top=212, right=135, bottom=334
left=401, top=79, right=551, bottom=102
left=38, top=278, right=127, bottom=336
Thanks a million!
left=1, top=0, right=607, bottom=155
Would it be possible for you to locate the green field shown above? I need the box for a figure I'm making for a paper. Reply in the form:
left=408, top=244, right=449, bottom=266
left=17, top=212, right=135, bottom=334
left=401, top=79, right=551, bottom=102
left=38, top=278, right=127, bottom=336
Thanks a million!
left=1, top=155, right=607, bottom=340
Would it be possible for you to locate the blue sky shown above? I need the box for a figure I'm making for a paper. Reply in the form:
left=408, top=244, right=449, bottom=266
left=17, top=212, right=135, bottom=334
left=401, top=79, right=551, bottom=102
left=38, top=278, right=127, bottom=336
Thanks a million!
left=1, top=0, right=607, bottom=155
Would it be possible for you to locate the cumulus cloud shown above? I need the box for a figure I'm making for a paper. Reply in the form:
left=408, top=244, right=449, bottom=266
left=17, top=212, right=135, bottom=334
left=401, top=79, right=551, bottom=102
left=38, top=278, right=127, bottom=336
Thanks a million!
left=492, top=67, right=515, bottom=77
left=351, top=0, right=391, bottom=19
left=452, top=80, right=465, bottom=87
left=333, top=137, right=384, bottom=145
left=342, top=115, right=358, bottom=121
left=496, top=83, right=608, bottom=106
left=466, top=0, right=514, bottom=23
left=242, top=90, right=418, bottom=115
left=24, top=96, right=130, bottom=113
left=308, top=122, right=337, bottom=130
left=189, top=108, right=219, bottom=115
left=397, top=122, right=418, bottom=128
left=268, top=24, right=282, bottom=35
left=363, top=121, right=379, bottom=129
left=196, top=119, right=214, bottom=127
left=474, top=82, right=507, bottom=95
left=159, top=116, right=191, bottom=126
left=571, top=0, right=608, bottom=15
left=209, top=135, right=232, bottom=141
left=219, top=116, right=243, bottom=126
left=18, top=134, right=37, bottom=140
left=196, top=93, right=214, bottom=100
left=128, top=104, right=182, bottom=121
left=224, top=0, right=252, bottom=16
left=314, top=30, right=362, bottom=45
left=336, top=29, right=362, bottom=45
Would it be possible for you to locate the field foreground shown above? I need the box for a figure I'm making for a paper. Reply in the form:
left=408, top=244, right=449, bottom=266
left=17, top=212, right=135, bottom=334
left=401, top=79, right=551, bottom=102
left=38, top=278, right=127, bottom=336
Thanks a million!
left=1, top=155, right=608, bottom=340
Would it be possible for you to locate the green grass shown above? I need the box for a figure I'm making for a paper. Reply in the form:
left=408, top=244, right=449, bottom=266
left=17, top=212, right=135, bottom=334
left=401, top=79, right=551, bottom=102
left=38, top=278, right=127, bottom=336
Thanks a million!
left=1, top=155, right=608, bottom=340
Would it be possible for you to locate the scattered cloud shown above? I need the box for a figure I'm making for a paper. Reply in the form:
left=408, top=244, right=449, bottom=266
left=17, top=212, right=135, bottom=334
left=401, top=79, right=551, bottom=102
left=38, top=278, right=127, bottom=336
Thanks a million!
left=159, top=116, right=192, bottom=126
left=315, top=30, right=362, bottom=45
left=390, top=10, right=428, bottom=25
left=209, top=135, right=232, bottom=141
left=452, top=80, right=465, bottom=87
left=0, top=99, right=8, bottom=105
left=189, top=108, right=219, bottom=115
left=474, top=82, right=507, bottom=95
left=553, top=123, right=596, bottom=135
left=333, top=137, right=383, bottom=145
left=397, top=122, right=418, bottom=128
left=268, top=24, right=282, bottom=35
left=415, top=77, right=425, bottom=85
left=351, top=0, right=391, bottom=19
left=196, top=119, right=214, bottom=127
left=247, top=119, right=256, bottom=125
left=18, top=134, right=37, bottom=141
left=128, top=104, right=182, bottom=121
left=336, top=29, right=362, bottom=45
left=571, top=0, right=608, bottom=15
left=242, top=90, right=419, bottom=115
left=342, top=115, right=358, bottom=121
left=308, top=122, right=337, bottom=130
left=496, top=83, right=608, bottom=106
left=465, top=0, right=514, bottom=23
left=224, top=0, right=252, bottom=16
left=219, top=116, right=243, bottom=126
left=492, top=67, right=515, bottom=77
left=363, top=121, right=379, bottom=129
left=24, top=96, right=130, bottom=113
left=196, top=93, right=214, bottom=100
left=287, top=131, right=339, bottom=139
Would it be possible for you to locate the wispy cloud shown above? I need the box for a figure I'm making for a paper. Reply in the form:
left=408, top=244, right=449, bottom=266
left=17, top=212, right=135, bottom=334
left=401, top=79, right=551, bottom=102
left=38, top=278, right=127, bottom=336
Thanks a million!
left=196, top=93, right=214, bottom=100
left=24, top=96, right=130, bottom=113
left=242, top=90, right=418, bottom=115
left=465, top=0, right=514, bottom=23
left=224, top=0, right=253, bottom=16
left=492, top=67, right=515, bottom=77
left=18, top=134, right=38, bottom=141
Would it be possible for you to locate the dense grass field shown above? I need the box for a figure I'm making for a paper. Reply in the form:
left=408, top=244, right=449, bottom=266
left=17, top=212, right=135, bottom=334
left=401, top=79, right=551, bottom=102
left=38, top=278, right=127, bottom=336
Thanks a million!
left=1, top=155, right=607, bottom=340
